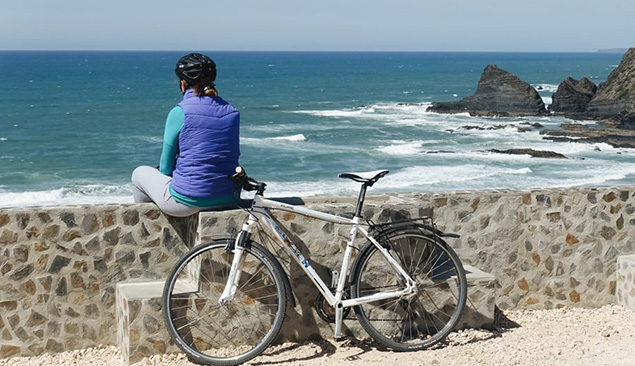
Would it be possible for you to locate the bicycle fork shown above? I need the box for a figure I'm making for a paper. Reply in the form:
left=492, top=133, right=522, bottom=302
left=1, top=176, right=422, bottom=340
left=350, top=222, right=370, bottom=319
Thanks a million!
left=218, top=217, right=256, bottom=305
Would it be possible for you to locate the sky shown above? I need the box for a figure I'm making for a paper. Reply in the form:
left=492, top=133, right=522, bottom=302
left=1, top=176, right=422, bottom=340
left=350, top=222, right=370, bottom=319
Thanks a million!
left=1, top=0, right=634, bottom=52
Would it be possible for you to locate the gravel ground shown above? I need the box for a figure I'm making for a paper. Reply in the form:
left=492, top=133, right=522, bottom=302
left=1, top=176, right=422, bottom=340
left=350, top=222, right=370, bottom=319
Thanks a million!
left=2, top=305, right=634, bottom=366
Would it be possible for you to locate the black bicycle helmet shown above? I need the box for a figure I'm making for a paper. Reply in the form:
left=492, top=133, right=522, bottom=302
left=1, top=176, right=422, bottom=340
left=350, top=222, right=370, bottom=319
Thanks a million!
left=175, top=53, right=217, bottom=85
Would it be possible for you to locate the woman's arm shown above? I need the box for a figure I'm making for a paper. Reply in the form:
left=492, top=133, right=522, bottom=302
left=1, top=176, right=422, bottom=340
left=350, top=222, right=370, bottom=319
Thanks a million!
left=159, top=106, right=185, bottom=176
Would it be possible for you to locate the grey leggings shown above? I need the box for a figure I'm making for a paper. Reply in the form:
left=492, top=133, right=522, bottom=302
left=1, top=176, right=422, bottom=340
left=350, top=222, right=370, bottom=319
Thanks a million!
left=131, top=166, right=201, bottom=217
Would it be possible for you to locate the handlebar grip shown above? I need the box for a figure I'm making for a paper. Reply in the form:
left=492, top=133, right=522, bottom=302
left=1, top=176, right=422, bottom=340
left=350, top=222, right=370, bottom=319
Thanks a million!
left=229, top=166, right=246, bottom=181
left=228, top=166, right=266, bottom=193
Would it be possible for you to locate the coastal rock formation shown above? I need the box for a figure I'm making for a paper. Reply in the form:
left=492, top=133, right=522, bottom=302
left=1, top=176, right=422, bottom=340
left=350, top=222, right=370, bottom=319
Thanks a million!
left=586, top=47, right=635, bottom=119
left=549, top=77, right=597, bottom=114
left=541, top=121, right=635, bottom=149
left=427, top=65, right=548, bottom=117
left=425, top=47, right=635, bottom=148
left=541, top=48, right=635, bottom=147
left=616, top=111, right=635, bottom=130
left=446, top=122, right=543, bottom=134
left=487, top=148, right=567, bottom=159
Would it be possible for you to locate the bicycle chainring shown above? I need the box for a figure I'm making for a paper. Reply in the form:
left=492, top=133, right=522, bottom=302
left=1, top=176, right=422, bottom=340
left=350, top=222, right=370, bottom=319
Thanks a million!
left=315, top=290, right=351, bottom=323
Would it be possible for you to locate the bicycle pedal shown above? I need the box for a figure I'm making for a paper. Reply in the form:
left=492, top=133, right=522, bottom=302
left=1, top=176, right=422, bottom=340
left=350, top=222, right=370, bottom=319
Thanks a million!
left=334, top=336, right=347, bottom=342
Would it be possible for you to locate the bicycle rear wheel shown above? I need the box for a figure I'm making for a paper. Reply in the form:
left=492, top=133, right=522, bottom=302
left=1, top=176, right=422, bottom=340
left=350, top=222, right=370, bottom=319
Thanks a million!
left=162, top=240, right=287, bottom=366
left=350, top=229, right=467, bottom=351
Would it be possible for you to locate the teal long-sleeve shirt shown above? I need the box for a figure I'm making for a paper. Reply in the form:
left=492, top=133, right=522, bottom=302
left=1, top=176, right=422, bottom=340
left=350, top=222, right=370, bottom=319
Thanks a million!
left=159, top=106, right=184, bottom=176
left=158, top=106, right=236, bottom=207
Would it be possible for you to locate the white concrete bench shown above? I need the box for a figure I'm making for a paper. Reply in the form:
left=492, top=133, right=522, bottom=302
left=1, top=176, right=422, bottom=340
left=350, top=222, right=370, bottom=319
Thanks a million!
left=116, top=281, right=178, bottom=365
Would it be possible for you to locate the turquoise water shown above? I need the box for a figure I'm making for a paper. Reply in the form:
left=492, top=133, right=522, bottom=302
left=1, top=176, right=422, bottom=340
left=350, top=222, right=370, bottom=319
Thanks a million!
left=0, top=51, right=630, bottom=207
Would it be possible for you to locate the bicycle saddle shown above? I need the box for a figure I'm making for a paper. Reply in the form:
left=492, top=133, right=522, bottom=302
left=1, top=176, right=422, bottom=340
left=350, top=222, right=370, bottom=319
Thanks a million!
left=338, top=170, right=389, bottom=185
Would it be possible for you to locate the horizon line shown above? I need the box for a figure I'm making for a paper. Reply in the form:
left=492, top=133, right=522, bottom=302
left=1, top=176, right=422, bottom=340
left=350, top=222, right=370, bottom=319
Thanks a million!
left=0, top=48, right=629, bottom=54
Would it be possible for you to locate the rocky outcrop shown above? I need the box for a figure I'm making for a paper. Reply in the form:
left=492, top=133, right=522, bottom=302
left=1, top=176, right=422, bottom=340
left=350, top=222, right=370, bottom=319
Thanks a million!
left=541, top=48, right=635, bottom=146
left=549, top=77, right=597, bottom=115
left=541, top=121, right=635, bottom=148
left=427, top=65, right=548, bottom=117
left=423, top=49, right=635, bottom=147
left=585, top=47, right=635, bottom=119
left=486, top=148, right=567, bottom=159
left=616, top=111, right=635, bottom=130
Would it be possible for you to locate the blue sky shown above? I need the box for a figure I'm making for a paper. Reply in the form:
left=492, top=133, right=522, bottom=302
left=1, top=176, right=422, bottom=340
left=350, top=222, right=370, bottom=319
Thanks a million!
left=1, top=0, right=633, bottom=52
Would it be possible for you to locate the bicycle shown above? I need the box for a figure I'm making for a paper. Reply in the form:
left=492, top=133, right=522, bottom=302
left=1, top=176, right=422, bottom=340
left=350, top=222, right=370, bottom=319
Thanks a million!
left=162, top=168, right=467, bottom=366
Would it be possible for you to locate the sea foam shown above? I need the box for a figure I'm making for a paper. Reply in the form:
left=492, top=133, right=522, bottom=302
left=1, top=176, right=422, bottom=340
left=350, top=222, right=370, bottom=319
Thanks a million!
left=266, top=134, right=307, bottom=142
left=376, top=140, right=424, bottom=155
left=0, top=185, right=133, bottom=209
left=535, top=84, right=559, bottom=93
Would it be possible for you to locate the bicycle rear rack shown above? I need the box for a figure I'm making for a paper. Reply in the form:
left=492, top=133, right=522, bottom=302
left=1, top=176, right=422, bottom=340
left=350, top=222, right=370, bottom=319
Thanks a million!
left=368, top=216, right=460, bottom=249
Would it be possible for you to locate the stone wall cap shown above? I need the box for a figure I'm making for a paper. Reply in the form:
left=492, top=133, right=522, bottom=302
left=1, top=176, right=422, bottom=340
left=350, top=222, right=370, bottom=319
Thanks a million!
left=464, top=265, right=496, bottom=282
left=2, top=186, right=635, bottom=212
left=117, top=280, right=165, bottom=299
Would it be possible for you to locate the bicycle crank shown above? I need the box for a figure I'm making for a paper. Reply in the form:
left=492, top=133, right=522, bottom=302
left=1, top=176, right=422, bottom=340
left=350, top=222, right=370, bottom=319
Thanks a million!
left=315, top=290, right=351, bottom=323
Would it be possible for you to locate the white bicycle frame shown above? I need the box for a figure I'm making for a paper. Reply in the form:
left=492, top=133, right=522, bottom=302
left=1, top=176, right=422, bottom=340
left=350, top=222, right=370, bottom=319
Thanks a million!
left=219, top=194, right=418, bottom=338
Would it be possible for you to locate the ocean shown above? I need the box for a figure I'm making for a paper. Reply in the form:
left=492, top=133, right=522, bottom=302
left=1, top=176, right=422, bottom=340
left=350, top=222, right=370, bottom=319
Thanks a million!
left=0, top=51, right=631, bottom=208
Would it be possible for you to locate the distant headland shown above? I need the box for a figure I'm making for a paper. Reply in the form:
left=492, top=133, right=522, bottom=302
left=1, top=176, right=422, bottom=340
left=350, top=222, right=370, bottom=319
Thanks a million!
left=597, top=48, right=628, bottom=53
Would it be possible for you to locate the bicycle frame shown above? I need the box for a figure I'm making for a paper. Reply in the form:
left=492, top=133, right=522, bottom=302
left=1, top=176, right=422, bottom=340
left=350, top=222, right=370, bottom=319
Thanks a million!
left=220, top=193, right=418, bottom=338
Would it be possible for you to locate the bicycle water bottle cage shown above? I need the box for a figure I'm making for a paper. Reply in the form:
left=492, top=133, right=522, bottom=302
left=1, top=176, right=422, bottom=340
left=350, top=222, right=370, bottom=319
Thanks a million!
left=338, top=170, right=389, bottom=187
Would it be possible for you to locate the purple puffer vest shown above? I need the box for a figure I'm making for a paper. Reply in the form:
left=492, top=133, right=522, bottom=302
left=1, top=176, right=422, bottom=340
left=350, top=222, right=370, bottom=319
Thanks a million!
left=170, top=90, right=240, bottom=198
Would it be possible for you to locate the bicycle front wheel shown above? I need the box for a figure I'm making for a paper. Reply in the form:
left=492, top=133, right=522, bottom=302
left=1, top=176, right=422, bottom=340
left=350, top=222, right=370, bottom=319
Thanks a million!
left=350, top=230, right=467, bottom=351
left=162, top=240, right=287, bottom=366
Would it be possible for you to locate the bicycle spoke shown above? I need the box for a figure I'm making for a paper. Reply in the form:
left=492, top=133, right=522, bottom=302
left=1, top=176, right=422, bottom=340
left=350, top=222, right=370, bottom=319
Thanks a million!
left=353, top=231, right=466, bottom=350
left=186, top=310, right=241, bottom=348
left=164, top=242, right=286, bottom=365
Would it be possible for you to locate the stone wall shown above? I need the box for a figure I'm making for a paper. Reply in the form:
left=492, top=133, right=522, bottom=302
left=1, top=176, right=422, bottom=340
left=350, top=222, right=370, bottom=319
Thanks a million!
left=427, top=187, right=634, bottom=310
left=1, top=185, right=635, bottom=358
left=0, top=205, right=197, bottom=358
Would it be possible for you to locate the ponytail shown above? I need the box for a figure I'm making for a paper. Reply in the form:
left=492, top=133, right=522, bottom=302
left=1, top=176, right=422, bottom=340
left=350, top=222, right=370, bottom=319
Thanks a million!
left=202, top=84, right=218, bottom=98
left=187, top=75, right=218, bottom=98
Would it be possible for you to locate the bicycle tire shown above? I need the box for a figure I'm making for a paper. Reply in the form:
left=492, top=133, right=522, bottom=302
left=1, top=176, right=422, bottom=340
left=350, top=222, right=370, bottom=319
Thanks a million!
left=350, top=229, right=467, bottom=351
left=162, top=239, right=287, bottom=366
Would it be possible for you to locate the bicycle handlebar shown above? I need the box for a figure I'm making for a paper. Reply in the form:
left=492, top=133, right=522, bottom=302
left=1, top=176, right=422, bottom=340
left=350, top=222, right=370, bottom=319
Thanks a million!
left=229, top=167, right=267, bottom=194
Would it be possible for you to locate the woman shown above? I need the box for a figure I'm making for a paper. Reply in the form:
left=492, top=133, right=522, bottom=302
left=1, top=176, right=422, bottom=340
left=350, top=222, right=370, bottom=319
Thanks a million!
left=132, top=53, right=240, bottom=217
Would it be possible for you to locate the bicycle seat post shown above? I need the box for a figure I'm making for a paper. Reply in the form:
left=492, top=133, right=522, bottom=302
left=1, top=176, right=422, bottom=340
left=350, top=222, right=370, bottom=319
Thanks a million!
left=338, top=170, right=389, bottom=220
left=353, top=183, right=370, bottom=219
